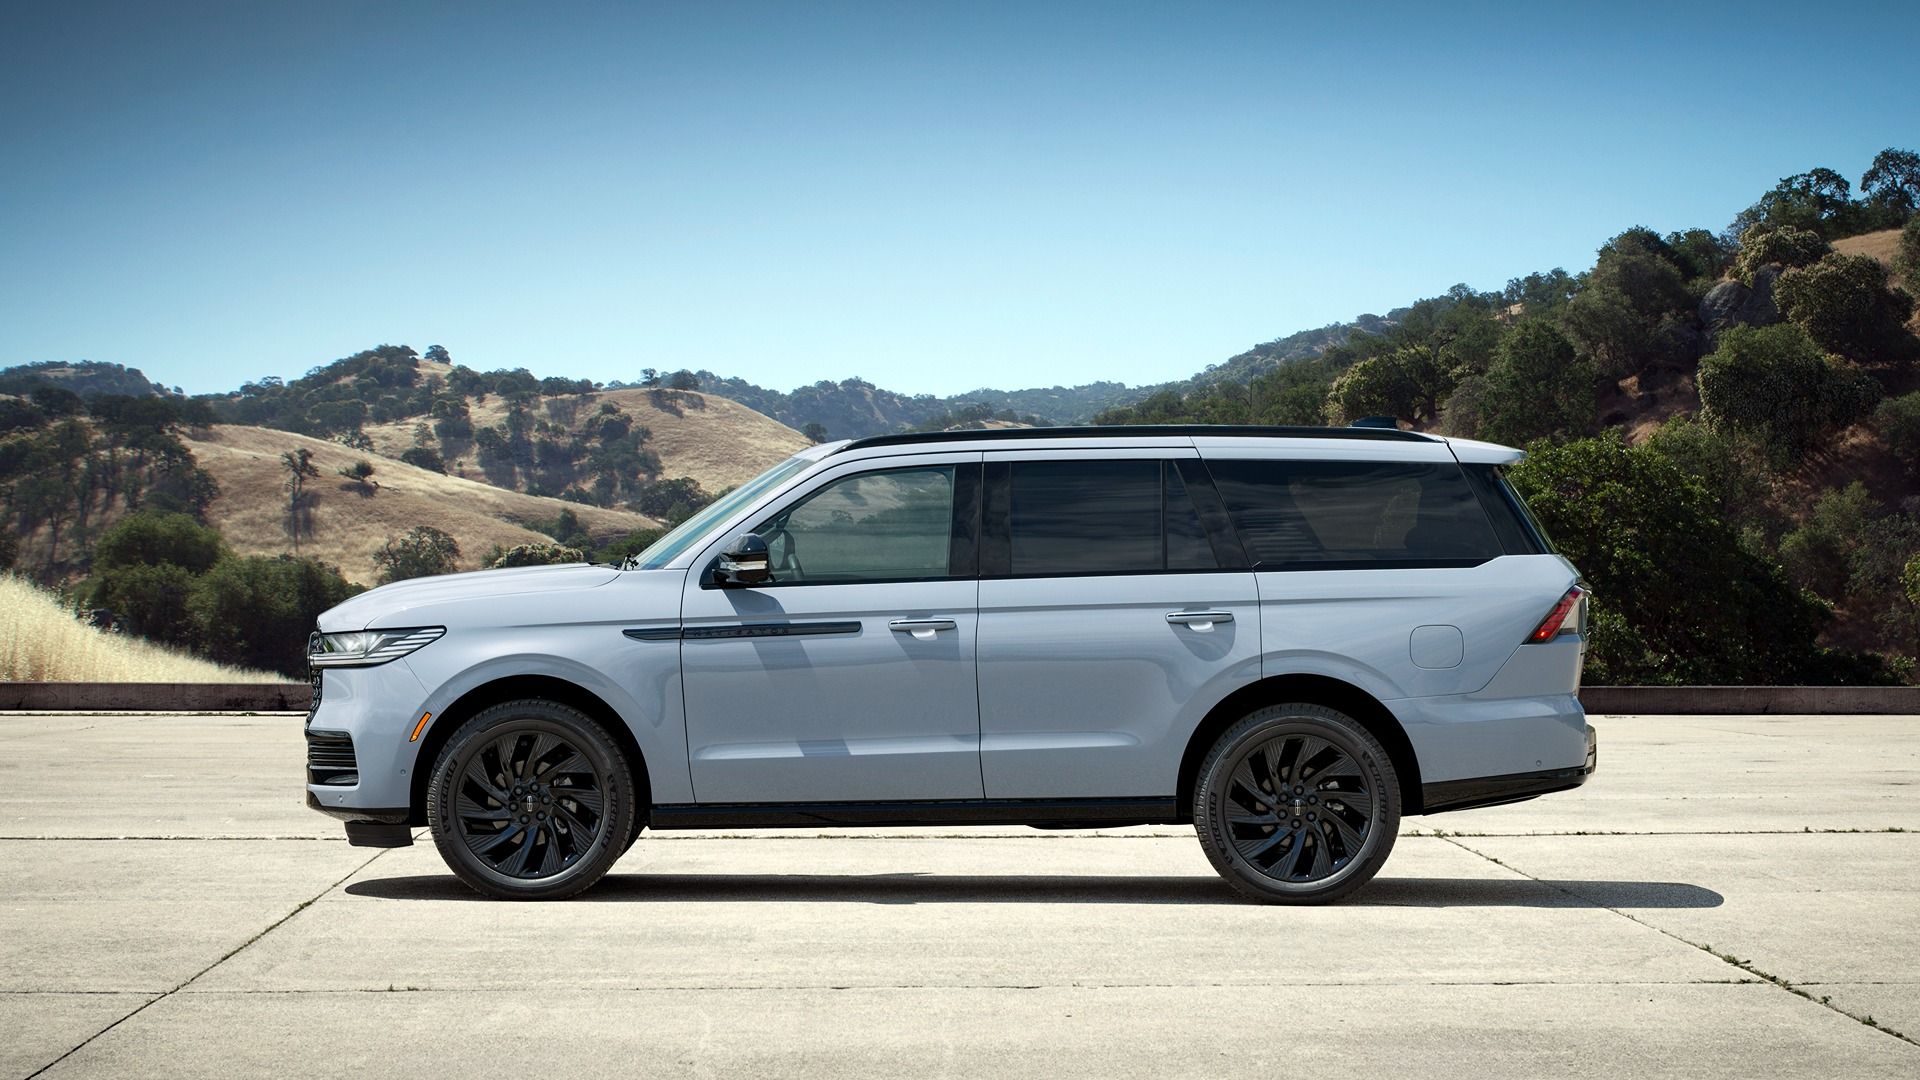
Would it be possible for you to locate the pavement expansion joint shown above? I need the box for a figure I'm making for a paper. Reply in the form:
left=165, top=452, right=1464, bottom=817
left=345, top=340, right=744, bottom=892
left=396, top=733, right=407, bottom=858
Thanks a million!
left=1436, top=834, right=1920, bottom=1050
left=20, top=845, right=401, bottom=1080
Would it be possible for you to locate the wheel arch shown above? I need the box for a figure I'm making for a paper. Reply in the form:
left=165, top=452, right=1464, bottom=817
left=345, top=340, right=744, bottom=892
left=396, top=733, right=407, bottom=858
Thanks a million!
left=406, top=674, right=651, bottom=827
left=1176, top=673, right=1425, bottom=818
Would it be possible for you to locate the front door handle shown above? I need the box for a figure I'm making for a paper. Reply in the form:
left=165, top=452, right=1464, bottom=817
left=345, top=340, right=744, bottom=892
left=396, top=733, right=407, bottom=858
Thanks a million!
left=1166, top=610, right=1234, bottom=631
left=889, top=618, right=957, bottom=641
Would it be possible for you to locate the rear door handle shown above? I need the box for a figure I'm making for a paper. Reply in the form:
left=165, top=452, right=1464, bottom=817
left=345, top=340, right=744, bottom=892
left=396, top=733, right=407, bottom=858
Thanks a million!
left=1166, top=610, right=1234, bottom=631
left=889, top=618, right=957, bottom=641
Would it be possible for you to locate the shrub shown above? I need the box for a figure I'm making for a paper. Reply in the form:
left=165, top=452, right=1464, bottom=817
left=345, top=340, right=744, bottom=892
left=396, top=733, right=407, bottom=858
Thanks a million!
left=1876, top=392, right=1920, bottom=470
left=373, top=525, right=461, bottom=583
left=487, top=543, right=585, bottom=569
left=84, top=562, right=197, bottom=643
left=1507, top=434, right=1887, bottom=684
left=399, top=446, right=446, bottom=473
left=188, top=555, right=360, bottom=675
left=1732, top=224, right=1830, bottom=283
left=91, top=511, right=226, bottom=574
left=1475, top=321, right=1594, bottom=446
left=1773, top=253, right=1916, bottom=363
left=1697, top=324, right=1880, bottom=465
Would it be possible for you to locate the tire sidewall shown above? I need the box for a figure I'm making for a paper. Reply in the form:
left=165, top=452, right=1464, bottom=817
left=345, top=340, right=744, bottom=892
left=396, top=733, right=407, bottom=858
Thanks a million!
left=1194, top=703, right=1401, bottom=904
left=427, top=700, right=635, bottom=900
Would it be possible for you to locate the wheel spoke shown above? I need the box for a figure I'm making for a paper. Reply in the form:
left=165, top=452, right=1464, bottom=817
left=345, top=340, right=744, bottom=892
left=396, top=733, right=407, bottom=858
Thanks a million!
left=456, top=794, right=510, bottom=822
left=1323, top=810, right=1367, bottom=860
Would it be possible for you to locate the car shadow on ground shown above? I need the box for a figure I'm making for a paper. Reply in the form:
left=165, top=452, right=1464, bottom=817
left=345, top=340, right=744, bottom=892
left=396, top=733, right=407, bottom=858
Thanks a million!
left=345, top=874, right=1725, bottom=908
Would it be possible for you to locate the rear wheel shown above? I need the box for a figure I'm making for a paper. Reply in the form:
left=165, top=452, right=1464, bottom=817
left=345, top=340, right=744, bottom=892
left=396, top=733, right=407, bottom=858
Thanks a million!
left=426, top=699, right=636, bottom=900
left=1193, top=703, right=1399, bottom=904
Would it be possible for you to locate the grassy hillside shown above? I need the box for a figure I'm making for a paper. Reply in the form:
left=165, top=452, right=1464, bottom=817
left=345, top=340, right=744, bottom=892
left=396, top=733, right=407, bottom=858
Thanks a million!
left=363, top=384, right=809, bottom=496
left=0, top=575, right=280, bottom=682
left=184, top=426, right=660, bottom=583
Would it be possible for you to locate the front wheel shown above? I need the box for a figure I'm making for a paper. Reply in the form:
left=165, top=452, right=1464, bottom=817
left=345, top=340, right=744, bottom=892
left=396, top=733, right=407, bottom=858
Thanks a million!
left=426, top=699, right=637, bottom=900
left=1193, top=703, right=1400, bottom=904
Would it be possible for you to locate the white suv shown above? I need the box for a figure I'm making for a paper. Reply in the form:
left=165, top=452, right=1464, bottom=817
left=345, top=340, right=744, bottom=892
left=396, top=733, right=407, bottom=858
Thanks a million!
left=305, top=425, right=1595, bottom=903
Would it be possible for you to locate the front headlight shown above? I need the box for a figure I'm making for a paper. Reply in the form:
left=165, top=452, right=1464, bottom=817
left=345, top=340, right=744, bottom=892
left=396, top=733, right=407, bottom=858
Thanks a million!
left=308, top=626, right=445, bottom=667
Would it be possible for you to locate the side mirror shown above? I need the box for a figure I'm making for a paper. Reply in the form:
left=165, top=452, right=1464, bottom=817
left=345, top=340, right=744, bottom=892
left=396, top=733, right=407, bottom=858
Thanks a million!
left=713, top=532, right=772, bottom=587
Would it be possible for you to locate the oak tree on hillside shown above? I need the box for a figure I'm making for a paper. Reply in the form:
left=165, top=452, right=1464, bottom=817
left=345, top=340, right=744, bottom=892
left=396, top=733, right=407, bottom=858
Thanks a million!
left=1773, top=253, right=1917, bottom=363
left=1696, top=324, right=1880, bottom=465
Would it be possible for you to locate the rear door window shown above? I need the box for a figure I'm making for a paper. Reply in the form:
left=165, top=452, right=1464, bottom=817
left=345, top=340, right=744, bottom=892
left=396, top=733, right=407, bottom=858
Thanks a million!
left=1206, top=459, right=1502, bottom=570
left=997, top=459, right=1224, bottom=576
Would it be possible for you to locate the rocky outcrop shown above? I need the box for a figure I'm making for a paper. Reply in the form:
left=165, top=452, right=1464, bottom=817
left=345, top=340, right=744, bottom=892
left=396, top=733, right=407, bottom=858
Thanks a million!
left=1699, top=264, right=1782, bottom=345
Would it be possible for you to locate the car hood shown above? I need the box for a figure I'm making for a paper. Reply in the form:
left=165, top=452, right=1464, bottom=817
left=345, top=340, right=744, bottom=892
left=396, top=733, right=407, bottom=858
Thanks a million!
left=318, top=563, right=626, bottom=632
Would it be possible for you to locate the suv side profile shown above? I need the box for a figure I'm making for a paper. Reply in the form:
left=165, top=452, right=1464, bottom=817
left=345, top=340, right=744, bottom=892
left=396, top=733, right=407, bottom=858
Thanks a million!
left=305, top=425, right=1595, bottom=903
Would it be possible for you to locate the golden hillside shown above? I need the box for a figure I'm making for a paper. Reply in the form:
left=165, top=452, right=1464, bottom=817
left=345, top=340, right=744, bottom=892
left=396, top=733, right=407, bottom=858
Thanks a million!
left=362, top=387, right=811, bottom=495
left=1831, top=227, right=1903, bottom=265
left=184, top=426, right=661, bottom=584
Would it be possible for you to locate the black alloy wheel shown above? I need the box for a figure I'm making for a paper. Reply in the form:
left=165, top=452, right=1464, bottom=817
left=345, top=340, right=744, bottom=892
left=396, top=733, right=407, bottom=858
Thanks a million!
left=428, top=699, right=637, bottom=900
left=1194, top=703, right=1400, bottom=904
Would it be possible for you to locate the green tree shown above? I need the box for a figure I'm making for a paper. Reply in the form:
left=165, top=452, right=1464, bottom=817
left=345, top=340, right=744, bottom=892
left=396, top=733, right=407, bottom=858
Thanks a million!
left=1773, top=253, right=1917, bottom=362
left=280, top=447, right=321, bottom=552
left=373, top=525, right=461, bottom=583
left=1559, top=232, right=1695, bottom=376
left=85, top=562, right=196, bottom=643
left=399, top=445, right=446, bottom=473
left=1323, top=347, right=1450, bottom=427
left=1861, top=147, right=1920, bottom=218
left=1896, top=217, right=1920, bottom=294
left=487, top=543, right=585, bottom=568
left=1507, top=435, right=1884, bottom=684
left=802, top=422, right=829, bottom=443
left=1697, top=324, right=1880, bottom=464
left=1730, top=167, right=1857, bottom=238
left=1875, top=390, right=1920, bottom=471
left=91, top=511, right=226, bottom=574
left=1732, top=224, right=1830, bottom=283
left=1643, top=416, right=1772, bottom=528
left=1475, top=321, right=1594, bottom=446
left=336, top=459, right=377, bottom=494
left=631, top=477, right=710, bottom=524
left=189, top=555, right=361, bottom=675
left=1777, top=483, right=1878, bottom=601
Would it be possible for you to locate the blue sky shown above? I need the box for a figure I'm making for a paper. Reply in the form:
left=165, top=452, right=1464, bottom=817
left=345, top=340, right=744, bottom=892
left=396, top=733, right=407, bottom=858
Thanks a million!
left=1, top=1, right=1913, bottom=397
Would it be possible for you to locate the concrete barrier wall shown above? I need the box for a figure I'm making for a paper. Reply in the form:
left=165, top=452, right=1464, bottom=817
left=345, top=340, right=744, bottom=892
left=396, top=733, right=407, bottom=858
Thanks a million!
left=1578, top=685, right=1920, bottom=715
left=3, top=681, right=1920, bottom=714
left=0, top=682, right=311, bottom=712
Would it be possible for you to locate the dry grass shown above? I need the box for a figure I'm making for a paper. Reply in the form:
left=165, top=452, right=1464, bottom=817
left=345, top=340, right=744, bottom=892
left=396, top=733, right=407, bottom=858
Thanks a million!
left=0, top=576, right=280, bottom=683
left=184, top=426, right=661, bottom=584
left=362, top=388, right=810, bottom=495
left=1832, top=228, right=1902, bottom=266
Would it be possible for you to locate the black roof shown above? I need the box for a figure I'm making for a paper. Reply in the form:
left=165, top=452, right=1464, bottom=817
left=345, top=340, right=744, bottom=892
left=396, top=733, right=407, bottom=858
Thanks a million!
left=839, top=424, right=1438, bottom=452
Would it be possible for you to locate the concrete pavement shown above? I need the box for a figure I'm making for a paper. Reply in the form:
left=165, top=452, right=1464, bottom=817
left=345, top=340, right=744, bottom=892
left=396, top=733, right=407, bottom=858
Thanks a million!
left=0, top=712, right=1915, bottom=1077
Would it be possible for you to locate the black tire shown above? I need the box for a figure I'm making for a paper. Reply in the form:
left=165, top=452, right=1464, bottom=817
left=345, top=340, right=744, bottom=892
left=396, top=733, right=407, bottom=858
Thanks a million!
left=1193, top=703, right=1400, bottom=904
left=426, top=699, right=637, bottom=900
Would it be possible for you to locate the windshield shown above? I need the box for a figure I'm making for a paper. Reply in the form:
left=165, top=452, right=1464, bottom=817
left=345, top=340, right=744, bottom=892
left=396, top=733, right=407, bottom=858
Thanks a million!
left=624, top=453, right=817, bottom=570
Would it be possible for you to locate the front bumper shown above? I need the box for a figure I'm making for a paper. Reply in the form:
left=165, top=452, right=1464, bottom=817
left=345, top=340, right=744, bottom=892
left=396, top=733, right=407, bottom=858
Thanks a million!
left=1420, top=723, right=1597, bottom=815
left=303, top=659, right=432, bottom=844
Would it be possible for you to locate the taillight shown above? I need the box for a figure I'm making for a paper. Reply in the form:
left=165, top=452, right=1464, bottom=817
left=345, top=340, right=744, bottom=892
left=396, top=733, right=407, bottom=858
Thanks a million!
left=1526, top=586, right=1584, bottom=643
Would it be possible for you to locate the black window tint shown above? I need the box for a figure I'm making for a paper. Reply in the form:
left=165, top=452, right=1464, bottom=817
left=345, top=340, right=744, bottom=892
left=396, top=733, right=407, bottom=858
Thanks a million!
left=1209, top=459, right=1502, bottom=569
left=1009, top=460, right=1161, bottom=575
left=1461, top=463, right=1548, bottom=555
left=1164, top=464, right=1218, bottom=570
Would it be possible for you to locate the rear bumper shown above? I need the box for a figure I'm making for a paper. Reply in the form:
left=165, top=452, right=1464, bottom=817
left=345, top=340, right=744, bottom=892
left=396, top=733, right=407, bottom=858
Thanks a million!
left=1421, top=723, right=1597, bottom=815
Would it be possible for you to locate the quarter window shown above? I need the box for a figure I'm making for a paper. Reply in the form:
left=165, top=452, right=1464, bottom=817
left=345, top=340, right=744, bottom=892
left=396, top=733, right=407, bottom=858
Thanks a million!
left=756, top=466, right=957, bottom=584
left=1207, top=459, right=1501, bottom=569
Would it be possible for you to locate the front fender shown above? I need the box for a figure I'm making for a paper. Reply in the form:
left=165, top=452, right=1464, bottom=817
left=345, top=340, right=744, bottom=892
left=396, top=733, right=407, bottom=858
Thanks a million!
left=405, top=626, right=692, bottom=803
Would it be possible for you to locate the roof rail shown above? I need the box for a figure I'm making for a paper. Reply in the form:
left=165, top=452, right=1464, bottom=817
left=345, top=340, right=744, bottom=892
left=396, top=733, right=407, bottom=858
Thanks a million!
left=837, top=424, right=1439, bottom=452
